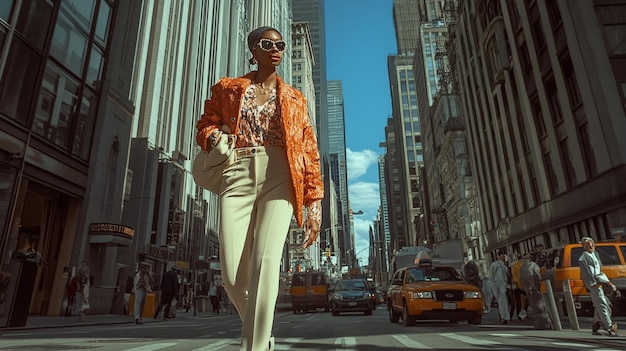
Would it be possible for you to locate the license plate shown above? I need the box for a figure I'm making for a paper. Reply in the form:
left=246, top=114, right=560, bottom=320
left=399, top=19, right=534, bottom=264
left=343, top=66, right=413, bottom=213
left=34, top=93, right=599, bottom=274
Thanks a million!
left=443, top=302, right=456, bottom=310
left=348, top=302, right=357, bottom=306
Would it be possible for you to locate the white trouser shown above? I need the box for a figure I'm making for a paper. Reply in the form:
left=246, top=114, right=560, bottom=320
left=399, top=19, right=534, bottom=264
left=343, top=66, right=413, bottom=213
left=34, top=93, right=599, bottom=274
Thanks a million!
left=492, top=283, right=510, bottom=321
left=219, top=146, right=295, bottom=351
left=589, top=285, right=613, bottom=330
left=134, top=288, right=147, bottom=320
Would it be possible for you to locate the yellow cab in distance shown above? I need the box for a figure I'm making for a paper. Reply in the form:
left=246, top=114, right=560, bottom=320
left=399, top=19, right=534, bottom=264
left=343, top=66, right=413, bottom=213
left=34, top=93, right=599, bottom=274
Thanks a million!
left=387, top=259, right=483, bottom=326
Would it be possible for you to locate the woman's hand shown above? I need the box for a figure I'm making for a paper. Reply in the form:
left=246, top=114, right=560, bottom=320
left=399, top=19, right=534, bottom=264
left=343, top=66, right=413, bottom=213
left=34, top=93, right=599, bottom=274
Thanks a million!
left=302, top=219, right=320, bottom=249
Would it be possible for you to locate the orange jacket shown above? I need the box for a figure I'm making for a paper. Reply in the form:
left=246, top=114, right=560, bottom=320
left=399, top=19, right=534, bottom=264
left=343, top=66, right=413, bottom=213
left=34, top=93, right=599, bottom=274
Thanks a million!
left=196, top=72, right=324, bottom=226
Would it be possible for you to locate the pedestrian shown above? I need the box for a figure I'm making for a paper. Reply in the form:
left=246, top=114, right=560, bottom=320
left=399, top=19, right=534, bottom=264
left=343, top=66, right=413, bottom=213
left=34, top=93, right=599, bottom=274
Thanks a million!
left=519, top=258, right=552, bottom=329
left=195, top=26, right=324, bottom=351
left=133, top=263, right=152, bottom=324
left=208, top=281, right=220, bottom=314
left=65, top=267, right=77, bottom=316
left=489, top=253, right=511, bottom=324
left=531, top=243, right=548, bottom=269
left=510, top=254, right=529, bottom=320
left=75, top=261, right=90, bottom=322
left=481, top=276, right=494, bottom=313
left=462, top=261, right=482, bottom=289
left=578, top=236, right=619, bottom=337
left=184, top=284, right=193, bottom=312
left=154, top=267, right=179, bottom=320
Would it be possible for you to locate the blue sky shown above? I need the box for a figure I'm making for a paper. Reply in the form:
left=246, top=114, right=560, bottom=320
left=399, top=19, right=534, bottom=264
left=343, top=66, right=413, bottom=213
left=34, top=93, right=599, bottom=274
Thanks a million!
left=325, top=0, right=397, bottom=266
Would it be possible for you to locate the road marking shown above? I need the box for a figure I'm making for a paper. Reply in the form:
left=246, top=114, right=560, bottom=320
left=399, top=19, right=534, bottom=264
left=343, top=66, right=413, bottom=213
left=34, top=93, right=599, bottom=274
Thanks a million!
left=392, top=334, right=432, bottom=349
left=440, top=333, right=500, bottom=345
left=335, top=336, right=357, bottom=350
left=192, top=339, right=234, bottom=351
left=124, top=343, right=177, bottom=351
left=275, top=337, right=303, bottom=350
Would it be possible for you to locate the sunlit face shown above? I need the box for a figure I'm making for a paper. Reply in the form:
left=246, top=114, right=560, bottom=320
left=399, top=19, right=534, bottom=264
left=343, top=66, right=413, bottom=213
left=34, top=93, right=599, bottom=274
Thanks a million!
left=583, top=239, right=594, bottom=252
left=253, top=30, right=285, bottom=67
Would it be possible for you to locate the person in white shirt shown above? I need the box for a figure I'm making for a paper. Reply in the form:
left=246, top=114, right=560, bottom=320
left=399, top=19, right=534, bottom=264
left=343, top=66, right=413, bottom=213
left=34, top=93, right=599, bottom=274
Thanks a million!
left=579, top=237, right=618, bottom=336
left=489, top=253, right=511, bottom=324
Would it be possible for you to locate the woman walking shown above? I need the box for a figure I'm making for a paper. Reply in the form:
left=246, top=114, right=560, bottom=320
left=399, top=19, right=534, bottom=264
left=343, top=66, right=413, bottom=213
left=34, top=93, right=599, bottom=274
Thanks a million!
left=196, top=26, right=323, bottom=351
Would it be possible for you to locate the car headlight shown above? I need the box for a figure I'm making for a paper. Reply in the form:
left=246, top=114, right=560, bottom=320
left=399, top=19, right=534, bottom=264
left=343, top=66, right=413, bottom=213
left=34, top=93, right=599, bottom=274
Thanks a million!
left=412, top=291, right=433, bottom=299
left=333, top=294, right=343, bottom=301
left=464, top=291, right=481, bottom=299
left=363, top=292, right=372, bottom=299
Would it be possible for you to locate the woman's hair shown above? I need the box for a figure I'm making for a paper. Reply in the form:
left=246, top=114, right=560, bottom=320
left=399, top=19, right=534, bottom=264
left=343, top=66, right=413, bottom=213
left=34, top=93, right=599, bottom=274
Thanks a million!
left=247, top=26, right=280, bottom=52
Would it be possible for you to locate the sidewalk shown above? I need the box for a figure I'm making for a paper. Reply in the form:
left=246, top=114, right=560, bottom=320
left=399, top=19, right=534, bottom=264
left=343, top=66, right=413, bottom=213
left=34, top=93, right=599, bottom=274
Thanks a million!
left=0, top=309, right=231, bottom=331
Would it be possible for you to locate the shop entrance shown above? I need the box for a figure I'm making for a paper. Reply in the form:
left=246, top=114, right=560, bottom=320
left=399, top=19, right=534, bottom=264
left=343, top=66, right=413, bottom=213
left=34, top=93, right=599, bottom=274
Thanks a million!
left=1, top=179, right=76, bottom=326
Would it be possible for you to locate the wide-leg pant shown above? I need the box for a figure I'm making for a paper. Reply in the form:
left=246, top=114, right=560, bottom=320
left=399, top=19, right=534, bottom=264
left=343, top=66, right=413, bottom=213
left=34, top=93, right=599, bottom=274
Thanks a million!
left=134, top=288, right=147, bottom=321
left=219, top=146, right=295, bottom=351
left=492, top=283, right=510, bottom=321
left=589, top=285, right=613, bottom=330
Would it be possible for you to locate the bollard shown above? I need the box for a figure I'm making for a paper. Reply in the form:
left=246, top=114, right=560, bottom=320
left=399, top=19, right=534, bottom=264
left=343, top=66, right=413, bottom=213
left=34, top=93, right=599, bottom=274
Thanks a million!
left=562, top=279, right=580, bottom=330
left=543, top=279, right=562, bottom=331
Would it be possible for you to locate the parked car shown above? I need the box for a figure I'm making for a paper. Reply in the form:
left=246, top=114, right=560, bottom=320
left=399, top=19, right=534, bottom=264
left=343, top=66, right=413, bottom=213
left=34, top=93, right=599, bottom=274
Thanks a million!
left=541, top=241, right=626, bottom=316
left=290, top=271, right=329, bottom=313
left=329, top=278, right=373, bottom=316
left=387, top=259, right=483, bottom=326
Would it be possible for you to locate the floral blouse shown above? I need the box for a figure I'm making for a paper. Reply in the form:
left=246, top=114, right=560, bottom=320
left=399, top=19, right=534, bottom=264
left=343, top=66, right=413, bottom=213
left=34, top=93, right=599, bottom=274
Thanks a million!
left=210, top=85, right=321, bottom=225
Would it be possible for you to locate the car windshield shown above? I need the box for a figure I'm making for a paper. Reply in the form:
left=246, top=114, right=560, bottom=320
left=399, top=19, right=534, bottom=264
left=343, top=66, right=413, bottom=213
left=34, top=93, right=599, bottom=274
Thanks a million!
left=338, top=280, right=366, bottom=291
left=405, top=267, right=462, bottom=282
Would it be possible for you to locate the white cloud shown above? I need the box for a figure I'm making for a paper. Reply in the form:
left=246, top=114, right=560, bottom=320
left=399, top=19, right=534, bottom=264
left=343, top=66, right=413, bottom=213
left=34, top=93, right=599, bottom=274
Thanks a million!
left=348, top=181, right=380, bottom=267
left=346, top=148, right=378, bottom=180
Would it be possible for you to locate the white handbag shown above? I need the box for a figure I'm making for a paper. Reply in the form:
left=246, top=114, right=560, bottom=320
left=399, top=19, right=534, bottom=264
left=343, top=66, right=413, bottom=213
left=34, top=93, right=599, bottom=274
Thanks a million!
left=192, top=131, right=236, bottom=194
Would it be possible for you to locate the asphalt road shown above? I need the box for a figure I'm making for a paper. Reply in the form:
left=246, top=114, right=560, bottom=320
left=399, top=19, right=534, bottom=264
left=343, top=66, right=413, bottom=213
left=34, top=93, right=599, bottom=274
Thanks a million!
left=0, top=306, right=624, bottom=350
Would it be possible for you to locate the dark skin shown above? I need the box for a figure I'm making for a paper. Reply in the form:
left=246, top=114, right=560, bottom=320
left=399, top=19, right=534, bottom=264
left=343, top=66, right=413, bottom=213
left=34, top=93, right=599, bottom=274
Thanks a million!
left=251, top=30, right=320, bottom=249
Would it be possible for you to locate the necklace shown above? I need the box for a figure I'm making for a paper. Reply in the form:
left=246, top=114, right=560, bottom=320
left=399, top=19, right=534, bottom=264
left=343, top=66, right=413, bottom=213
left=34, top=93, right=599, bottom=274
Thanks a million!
left=255, top=83, right=275, bottom=96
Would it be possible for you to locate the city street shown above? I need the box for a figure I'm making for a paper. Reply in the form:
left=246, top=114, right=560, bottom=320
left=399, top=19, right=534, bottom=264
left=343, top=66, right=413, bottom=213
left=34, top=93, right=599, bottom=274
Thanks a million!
left=0, top=307, right=624, bottom=350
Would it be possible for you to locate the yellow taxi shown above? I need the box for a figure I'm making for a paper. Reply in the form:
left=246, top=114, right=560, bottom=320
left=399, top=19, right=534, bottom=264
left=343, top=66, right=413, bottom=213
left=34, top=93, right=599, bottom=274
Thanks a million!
left=387, top=259, right=483, bottom=326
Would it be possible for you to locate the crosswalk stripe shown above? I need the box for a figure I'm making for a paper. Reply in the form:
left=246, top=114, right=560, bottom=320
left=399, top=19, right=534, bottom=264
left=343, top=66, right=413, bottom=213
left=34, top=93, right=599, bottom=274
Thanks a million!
left=335, top=336, right=357, bottom=350
left=275, top=338, right=304, bottom=350
left=392, top=334, right=432, bottom=349
left=440, top=333, right=500, bottom=345
left=192, top=339, right=234, bottom=351
left=124, top=343, right=177, bottom=351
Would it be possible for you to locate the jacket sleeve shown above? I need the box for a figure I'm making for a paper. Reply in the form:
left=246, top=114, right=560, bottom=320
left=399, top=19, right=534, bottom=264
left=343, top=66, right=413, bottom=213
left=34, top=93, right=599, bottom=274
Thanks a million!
left=302, top=121, right=324, bottom=212
left=196, top=80, right=226, bottom=151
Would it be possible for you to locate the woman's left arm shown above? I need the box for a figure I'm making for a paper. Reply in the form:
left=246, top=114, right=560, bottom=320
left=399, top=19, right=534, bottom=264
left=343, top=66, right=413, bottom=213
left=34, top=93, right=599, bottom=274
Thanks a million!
left=302, top=123, right=324, bottom=248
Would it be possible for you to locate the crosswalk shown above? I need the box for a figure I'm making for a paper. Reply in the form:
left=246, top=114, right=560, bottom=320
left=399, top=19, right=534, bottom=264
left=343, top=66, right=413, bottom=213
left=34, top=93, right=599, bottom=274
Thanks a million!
left=107, top=333, right=622, bottom=351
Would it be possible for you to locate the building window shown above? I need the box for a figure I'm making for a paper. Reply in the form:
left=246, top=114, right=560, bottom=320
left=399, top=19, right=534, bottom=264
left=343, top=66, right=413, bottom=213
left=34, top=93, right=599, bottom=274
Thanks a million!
left=33, top=62, right=80, bottom=149
left=0, top=0, right=13, bottom=22
left=72, top=88, right=96, bottom=160
left=529, top=163, right=540, bottom=205
left=543, top=152, right=559, bottom=196
left=94, top=0, right=111, bottom=46
left=559, top=138, right=576, bottom=188
left=0, top=37, right=42, bottom=125
left=578, top=122, right=597, bottom=178
left=16, top=0, right=54, bottom=50
left=531, top=97, right=547, bottom=138
left=545, top=0, right=562, bottom=29
left=561, top=56, right=582, bottom=108
left=545, top=78, right=563, bottom=125
left=605, top=24, right=626, bottom=55
left=51, top=10, right=88, bottom=77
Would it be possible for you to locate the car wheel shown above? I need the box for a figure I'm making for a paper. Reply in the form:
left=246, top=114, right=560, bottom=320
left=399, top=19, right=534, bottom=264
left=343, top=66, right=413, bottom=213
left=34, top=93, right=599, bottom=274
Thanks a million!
left=467, top=315, right=482, bottom=325
left=402, top=302, right=415, bottom=326
left=388, top=303, right=400, bottom=323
